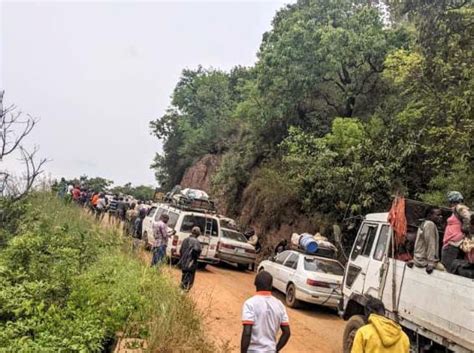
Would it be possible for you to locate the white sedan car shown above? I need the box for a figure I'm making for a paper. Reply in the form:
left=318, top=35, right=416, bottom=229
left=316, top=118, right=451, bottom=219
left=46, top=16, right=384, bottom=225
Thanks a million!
left=257, top=250, right=344, bottom=309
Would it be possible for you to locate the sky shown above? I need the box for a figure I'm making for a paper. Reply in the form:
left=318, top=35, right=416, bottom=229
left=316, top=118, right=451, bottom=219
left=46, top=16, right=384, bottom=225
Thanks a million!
left=0, top=0, right=290, bottom=186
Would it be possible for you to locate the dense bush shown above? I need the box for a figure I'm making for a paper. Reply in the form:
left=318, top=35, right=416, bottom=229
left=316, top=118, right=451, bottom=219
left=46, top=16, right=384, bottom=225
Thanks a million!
left=0, top=194, right=212, bottom=352
left=240, top=166, right=301, bottom=231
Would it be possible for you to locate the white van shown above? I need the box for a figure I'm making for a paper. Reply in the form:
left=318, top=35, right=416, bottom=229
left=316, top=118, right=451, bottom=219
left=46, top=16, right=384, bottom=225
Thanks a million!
left=142, top=203, right=256, bottom=268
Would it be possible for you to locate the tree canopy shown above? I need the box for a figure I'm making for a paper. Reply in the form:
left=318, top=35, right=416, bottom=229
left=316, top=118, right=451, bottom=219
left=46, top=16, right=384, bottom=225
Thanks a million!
left=151, top=0, right=473, bottom=220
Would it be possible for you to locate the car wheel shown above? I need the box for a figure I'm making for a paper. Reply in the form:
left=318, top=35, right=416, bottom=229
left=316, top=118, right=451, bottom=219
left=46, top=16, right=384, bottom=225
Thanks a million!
left=342, top=315, right=365, bottom=353
left=285, top=283, right=301, bottom=308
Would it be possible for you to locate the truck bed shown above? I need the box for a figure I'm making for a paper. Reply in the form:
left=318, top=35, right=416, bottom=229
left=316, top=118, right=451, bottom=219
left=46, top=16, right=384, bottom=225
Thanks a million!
left=381, top=260, right=474, bottom=352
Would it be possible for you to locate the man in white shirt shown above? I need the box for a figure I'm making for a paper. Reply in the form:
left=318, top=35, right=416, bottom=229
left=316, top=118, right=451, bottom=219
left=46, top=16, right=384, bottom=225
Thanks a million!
left=241, top=271, right=291, bottom=353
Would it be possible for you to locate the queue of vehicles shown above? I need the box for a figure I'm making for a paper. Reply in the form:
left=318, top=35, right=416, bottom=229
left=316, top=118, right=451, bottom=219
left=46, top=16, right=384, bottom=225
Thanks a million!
left=139, top=188, right=473, bottom=353
left=141, top=190, right=256, bottom=270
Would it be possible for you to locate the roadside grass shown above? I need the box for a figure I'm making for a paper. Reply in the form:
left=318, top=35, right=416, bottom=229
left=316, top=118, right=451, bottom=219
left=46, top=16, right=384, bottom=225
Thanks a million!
left=0, top=193, right=215, bottom=352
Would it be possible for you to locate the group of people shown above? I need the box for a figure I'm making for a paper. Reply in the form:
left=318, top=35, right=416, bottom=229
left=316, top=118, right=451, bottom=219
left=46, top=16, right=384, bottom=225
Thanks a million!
left=57, top=180, right=471, bottom=352
left=409, top=191, right=473, bottom=278
left=58, top=181, right=151, bottom=240
left=62, top=184, right=110, bottom=217
left=149, top=213, right=202, bottom=291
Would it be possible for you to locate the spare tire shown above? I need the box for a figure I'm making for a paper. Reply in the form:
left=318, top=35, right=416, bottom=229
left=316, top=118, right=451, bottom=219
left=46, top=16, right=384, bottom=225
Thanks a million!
left=343, top=315, right=365, bottom=353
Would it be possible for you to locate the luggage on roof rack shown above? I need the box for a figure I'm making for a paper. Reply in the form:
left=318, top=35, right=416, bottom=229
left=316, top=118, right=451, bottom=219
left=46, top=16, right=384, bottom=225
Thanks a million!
left=164, top=185, right=217, bottom=213
left=170, top=195, right=216, bottom=213
left=291, top=233, right=337, bottom=259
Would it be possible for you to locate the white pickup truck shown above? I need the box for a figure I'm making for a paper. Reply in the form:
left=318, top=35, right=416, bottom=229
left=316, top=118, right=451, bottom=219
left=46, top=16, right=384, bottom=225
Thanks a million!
left=340, top=212, right=474, bottom=353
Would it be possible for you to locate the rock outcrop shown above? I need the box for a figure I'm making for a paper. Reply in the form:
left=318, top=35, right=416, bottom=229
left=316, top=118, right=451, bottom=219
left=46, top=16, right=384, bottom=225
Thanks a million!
left=180, top=154, right=221, bottom=193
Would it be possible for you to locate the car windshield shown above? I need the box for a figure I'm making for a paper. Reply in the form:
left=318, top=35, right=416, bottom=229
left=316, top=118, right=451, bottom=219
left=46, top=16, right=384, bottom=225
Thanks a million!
left=221, top=229, right=247, bottom=242
left=303, top=258, right=344, bottom=276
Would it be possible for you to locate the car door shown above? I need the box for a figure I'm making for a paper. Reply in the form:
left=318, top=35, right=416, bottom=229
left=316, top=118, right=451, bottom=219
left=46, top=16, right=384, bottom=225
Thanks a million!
left=203, top=217, right=219, bottom=259
left=279, top=253, right=299, bottom=290
left=178, top=214, right=215, bottom=258
left=343, top=221, right=379, bottom=295
left=364, top=224, right=391, bottom=298
left=270, top=251, right=291, bottom=291
left=142, top=206, right=157, bottom=242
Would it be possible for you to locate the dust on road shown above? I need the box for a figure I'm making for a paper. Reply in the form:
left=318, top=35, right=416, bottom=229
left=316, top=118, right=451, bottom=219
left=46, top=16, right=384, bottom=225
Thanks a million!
left=169, top=263, right=345, bottom=353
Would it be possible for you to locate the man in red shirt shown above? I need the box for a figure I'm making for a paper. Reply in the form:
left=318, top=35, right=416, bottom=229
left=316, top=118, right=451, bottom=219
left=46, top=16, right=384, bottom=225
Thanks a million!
left=72, top=185, right=81, bottom=202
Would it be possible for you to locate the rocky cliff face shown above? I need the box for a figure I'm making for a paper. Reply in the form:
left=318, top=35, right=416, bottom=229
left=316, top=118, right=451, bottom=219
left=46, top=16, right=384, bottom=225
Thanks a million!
left=180, top=154, right=335, bottom=262
left=180, top=154, right=221, bottom=193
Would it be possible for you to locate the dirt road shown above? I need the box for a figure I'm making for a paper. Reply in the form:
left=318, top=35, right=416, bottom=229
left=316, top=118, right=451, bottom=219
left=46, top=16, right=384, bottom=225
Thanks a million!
left=169, top=263, right=345, bottom=353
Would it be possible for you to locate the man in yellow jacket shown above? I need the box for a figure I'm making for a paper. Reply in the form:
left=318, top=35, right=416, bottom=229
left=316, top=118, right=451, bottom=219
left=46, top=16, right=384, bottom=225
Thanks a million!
left=352, top=297, right=410, bottom=353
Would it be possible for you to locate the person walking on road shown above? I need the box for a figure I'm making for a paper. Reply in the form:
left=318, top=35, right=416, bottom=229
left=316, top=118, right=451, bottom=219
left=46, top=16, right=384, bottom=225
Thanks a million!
left=351, top=296, right=409, bottom=353
left=245, top=228, right=261, bottom=271
left=117, top=197, right=128, bottom=222
left=108, top=196, right=119, bottom=223
left=178, top=226, right=202, bottom=291
left=151, top=214, right=169, bottom=267
left=95, top=193, right=107, bottom=221
left=241, top=270, right=291, bottom=353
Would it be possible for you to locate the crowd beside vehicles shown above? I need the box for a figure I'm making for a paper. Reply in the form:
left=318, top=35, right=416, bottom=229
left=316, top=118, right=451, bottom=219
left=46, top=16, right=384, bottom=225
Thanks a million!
left=58, top=181, right=473, bottom=353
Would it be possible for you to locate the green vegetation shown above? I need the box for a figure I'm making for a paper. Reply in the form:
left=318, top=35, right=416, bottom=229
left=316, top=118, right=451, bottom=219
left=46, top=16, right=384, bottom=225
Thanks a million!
left=0, top=194, right=213, bottom=352
left=151, top=0, right=473, bottom=225
left=57, top=175, right=114, bottom=192
left=110, top=183, right=156, bottom=201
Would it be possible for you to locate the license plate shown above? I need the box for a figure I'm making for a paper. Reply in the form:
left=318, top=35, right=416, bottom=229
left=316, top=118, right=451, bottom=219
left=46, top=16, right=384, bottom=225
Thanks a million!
left=236, top=248, right=246, bottom=254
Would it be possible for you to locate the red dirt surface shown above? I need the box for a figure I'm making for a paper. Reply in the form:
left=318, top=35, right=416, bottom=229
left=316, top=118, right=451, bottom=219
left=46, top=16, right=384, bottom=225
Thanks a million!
left=169, top=263, right=345, bottom=353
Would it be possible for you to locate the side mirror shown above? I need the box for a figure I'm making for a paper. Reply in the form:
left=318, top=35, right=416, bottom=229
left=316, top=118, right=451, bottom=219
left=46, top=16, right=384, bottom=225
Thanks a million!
left=269, top=256, right=276, bottom=262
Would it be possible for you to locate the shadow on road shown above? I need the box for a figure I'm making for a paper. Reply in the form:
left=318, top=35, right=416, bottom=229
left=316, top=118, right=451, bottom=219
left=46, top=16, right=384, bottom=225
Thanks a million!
left=209, top=261, right=255, bottom=274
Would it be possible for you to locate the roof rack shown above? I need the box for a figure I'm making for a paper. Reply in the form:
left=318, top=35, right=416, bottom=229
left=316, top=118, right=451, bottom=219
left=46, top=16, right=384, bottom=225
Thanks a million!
left=163, top=194, right=217, bottom=214
left=289, top=244, right=337, bottom=259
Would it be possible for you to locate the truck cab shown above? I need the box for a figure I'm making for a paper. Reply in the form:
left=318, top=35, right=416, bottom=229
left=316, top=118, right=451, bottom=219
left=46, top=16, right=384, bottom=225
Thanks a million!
left=341, top=213, right=474, bottom=353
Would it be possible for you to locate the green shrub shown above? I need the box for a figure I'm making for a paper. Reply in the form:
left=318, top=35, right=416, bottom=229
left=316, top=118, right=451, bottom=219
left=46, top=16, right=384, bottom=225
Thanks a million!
left=241, top=166, right=301, bottom=231
left=0, top=194, right=213, bottom=352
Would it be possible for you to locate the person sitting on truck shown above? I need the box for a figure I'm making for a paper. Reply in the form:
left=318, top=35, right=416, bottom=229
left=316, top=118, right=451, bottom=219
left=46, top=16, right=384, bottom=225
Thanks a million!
left=442, top=191, right=471, bottom=274
left=408, top=207, right=444, bottom=273
left=351, top=296, right=409, bottom=353
left=178, top=226, right=202, bottom=291
left=241, top=271, right=291, bottom=353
